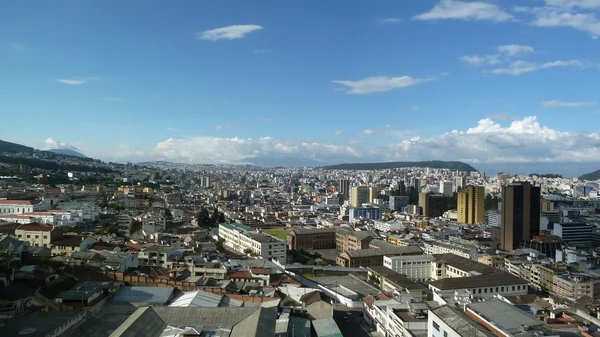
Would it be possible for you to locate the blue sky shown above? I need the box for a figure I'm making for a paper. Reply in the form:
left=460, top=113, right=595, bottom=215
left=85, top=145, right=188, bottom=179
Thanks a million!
left=2, top=0, right=600, bottom=167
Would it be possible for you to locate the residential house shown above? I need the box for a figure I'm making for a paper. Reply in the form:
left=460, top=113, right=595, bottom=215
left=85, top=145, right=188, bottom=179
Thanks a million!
left=15, top=223, right=61, bottom=248
left=299, top=291, right=333, bottom=319
left=50, top=235, right=97, bottom=256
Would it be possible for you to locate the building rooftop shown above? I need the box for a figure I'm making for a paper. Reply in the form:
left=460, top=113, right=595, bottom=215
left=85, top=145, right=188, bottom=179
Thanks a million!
left=0, top=199, right=41, bottom=205
left=311, top=318, right=343, bottom=337
left=367, top=266, right=427, bottom=291
left=311, top=274, right=380, bottom=299
left=112, top=286, right=175, bottom=305
left=0, top=310, right=83, bottom=337
left=16, top=223, right=54, bottom=232
left=51, top=235, right=88, bottom=247
left=168, top=290, right=223, bottom=308
left=434, top=253, right=502, bottom=275
left=431, top=305, right=495, bottom=337
left=429, top=273, right=528, bottom=291
left=467, top=299, right=545, bottom=335
left=291, top=227, right=339, bottom=235
left=345, top=245, right=423, bottom=258
left=221, top=222, right=254, bottom=232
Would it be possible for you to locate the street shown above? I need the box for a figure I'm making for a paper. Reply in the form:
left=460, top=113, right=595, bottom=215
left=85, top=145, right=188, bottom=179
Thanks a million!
left=333, top=304, right=371, bottom=337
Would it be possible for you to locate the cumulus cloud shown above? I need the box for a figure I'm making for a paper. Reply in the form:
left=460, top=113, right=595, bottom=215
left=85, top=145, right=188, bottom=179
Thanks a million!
left=128, top=116, right=600, bottom=165
left=332, top=75, right=431, bottom=94
left=197, top=25, right=264, bottom=41
left=44, top=138, right=79, bottom=151
left=414, top=0, right=513, bottom=22
left=542, top=100, right=596, bottom=107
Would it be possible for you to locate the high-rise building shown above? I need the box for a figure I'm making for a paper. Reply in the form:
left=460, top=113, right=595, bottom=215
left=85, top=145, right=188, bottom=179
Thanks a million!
left=457, top=185, right=485, bottom=224
left=390, top=196, right=409, bottom=212
left=439, top=181, right=454, bottom=197
left=350, top=186, right=370, bottom=208
left=349, top=206, right=382, bottom=221
left=500, top=182, right=541, bottom=250
left=339, top=179, right=351, bottom=199
left=368, top=187, right=378, bottom=203
left=455, top=176, right=465, bottom=192
left=418, top=193, right=448, bottom=218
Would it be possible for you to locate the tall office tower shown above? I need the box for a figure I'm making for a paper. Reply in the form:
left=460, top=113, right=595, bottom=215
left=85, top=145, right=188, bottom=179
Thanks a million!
left=439, top=181, right=454, bottom=197
left=339, top=179, right=351, bottom=199
left=412, top=178, right=420, bottom=193
left=350, top=186, right=370, bottom=208
left=368, top=187, right=378, bottom=203
left=398, top=181, right=406, bottom=195
left=500, top=182, right=541, bottom=250
left=418, top=193, right=448, bottom=218
left=457, top=185, right=485, bottom=225
left=390, top=196, right=410, bottom=212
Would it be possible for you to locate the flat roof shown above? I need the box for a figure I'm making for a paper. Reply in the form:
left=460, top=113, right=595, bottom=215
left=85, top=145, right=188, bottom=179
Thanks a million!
left=467, top=299, right=544, bottom=334
left=429, top=273, right=528, bottom=290
left=431, top=306, right=495, bottom=337
left=112, top=286, right=174, bottom=304
left=434, top=253, right=502, bottom=275
left=367, top=266, right=427, bottom=290
left=311, top=274, right=380, bottom=299
left=0, top=310, right=83, bottom=337
left=345, top=245, right=422, bottom=258
left=312, top=318, right=343, bottom=337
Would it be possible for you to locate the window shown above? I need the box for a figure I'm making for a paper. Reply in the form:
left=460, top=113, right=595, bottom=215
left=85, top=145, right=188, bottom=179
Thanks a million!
left=444, top=331, right=448, bottom=337
left=484, top=288, right=487, bottom=293
left=501, top=287, right=504, bottom=291
left=433, top=321, right=440, bottom=331
left=512, top=286, right=515, bottom=291
left=27, top=235, right=31, bottom=238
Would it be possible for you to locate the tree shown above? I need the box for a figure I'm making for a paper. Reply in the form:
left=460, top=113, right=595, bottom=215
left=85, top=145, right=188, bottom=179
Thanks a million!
left=197, top=208, right=210, bottom=228
left=216, top=238, right=225, bottom=252
left=128, top=220, right=142, bottom=236
left=243, top=248, right=253, bottom=255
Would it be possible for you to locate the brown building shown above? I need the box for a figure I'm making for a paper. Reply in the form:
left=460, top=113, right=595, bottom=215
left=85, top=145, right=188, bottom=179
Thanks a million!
left=335, top=228, right=377, bottom=251
left=457, top=185, right=485, bottom=224
left=540, top=199, right=555, bottom=212
left=287, top=227, right=338, bottom=250
left=418, top=193, right=448, bottom=218
left=336, top=245, right=422, bottom=268
left=500, top=182, right=541, bottom=250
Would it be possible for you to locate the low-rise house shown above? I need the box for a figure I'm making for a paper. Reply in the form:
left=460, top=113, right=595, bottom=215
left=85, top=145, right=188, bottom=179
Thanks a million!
left=138, top=246, right=174, bottom=268
left=50, top=235, right=97, bottom=256
left=428, top=273, right=529, bottom=300
left=15, top=223, right=61, bottom=248
left=299, top=291, right=333, bottom=319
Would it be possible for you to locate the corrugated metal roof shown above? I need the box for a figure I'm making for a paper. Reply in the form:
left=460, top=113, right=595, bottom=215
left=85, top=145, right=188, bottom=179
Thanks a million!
left=112, top=286, right=175, bottom=305
left=168, top=290, right=223, bottom=308
left=312, top=318, right=343, bottom=337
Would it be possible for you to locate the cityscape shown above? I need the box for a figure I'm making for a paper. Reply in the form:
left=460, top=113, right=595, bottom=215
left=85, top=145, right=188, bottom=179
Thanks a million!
left=4, top=1, right=600, bottom=337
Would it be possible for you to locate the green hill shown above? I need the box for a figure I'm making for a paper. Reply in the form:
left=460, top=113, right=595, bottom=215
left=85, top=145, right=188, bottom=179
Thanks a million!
left=0, top=139, right=34, bottom=154
left=579, top=169, right=600, bottom=181
left=321, top=160, right=477, bottom=172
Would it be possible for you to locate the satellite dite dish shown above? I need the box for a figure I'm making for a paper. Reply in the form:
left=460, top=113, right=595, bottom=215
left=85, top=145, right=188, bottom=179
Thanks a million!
left=19, top=328, right=37, bottom=335
left=67, top=172, right=74, bottom=178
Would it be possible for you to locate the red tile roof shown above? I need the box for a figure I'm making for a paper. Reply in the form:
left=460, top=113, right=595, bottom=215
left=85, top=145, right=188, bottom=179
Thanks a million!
left=16, top=223, right=54, bottom=232
left=0, top=200, right=41, bottom=205
left=251, top=268, right=272, bottom=275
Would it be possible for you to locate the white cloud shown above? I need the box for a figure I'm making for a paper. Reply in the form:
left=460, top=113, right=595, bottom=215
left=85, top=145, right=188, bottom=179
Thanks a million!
left=542, top=100, right=596, bottom=107
left=123, top=116, right=600, bottom=165
left=104, top=97, right=125, bottom=101
left=43, top=138, right=79, bottom=151
left=215, top=124, right=236, bottom=131
left=497, top=44, right=535, bottom=56
left=334, top=130, right=344, bottom=136
left=413, top=0, right=513, bottom=22
left=56, top=77, right=90, bottom=85
left=361, top=129, right=377, bottom=136
left=460, top=44, right=534, bottom=66
left=410, top=105, right=421, bottom=111
left=197, top=25, right=264, bottom=41
left=332, top=75, right=430, bottom=94
left=488, top=59, right=584, bottom=75
left=544, top=0, right=600, bottom=9
left=380, top=17, right=402, bottom=23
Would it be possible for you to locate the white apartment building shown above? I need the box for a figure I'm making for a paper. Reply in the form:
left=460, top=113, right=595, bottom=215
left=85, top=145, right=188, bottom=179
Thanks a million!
left=383, top=255, right=435, bottom=282
left=0, top=199, right=45, bottom=215
left=428, top=306, right=492, bottom=337
left=372, top=220, right=404, bottom=232
left=440, top=181, right=454, bottom=197
left=219, top=223, right=286, bottom=262
left=423, top=241, right=471, bottom=259
left=364, top=296, right=429, bottom=337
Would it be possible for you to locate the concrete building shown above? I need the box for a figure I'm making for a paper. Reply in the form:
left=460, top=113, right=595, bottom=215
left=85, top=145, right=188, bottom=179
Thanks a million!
left=299, top=291, right=333, bottom=319
left=349, top=206, right=382, bottom=221
left=15, top=223, right=61, bottom=247
left=0, top=199, right=45, bottom=215
left=350, top=186, right=370, bottom=208
left=465, top=299, right=547, bottom=337
left=335, top=229, right=378, bottom=252
left=455, top=176, right=465, bottom=191
left=287, top=227, right=338, bottom=250
left=428, top=273, right=529, bottom=299
left=50, top=235, right=97, bottom=256
left=363, top=296, right=429, bottom=337
left=383, top=255, right=436, bottom=282
left=501, top=182, right=541, bottom=250
left=338, top=179, right=351, bottom=199
left=418, top=193, right=447, bottom=218
left=457, top=185, right=485, bottom=225
left=428, top=306, right=494, bottom=337
left=366, top=266, right=428, bottom=301
left=219, top=223, right=286, bottom=262
left=336, top=245, right=423, bottom=268
left=138, top=246, right=175, bottom=268
left=389, top=196, right=409, bottom=212
left=553, top=222, right=593, bottom=248
left=440, top=181, right=454, bottom=197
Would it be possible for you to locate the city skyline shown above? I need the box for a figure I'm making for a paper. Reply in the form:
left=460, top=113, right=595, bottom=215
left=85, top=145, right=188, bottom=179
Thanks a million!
left=3, top=1, right=600, bottom=168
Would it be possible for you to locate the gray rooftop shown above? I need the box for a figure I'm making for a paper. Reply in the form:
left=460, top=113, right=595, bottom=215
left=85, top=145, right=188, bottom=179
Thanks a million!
left=467, top=299, right=545, bottom=334
left=345, top=245, right=423, bottom=258
left=431, top=306, right=495, bottom=337
left=109, top=307, right=166, bottom=337
left=311, top=274, right=380, bottom=299
left=429, top=273, right=527, bottom=290
left=0, top=310, right=84, bottom=337
left=312, top=318, right=343, bottom=337
left=433, top=253, right=502, bottom=275
left=112, top=286, right=175, bottom=305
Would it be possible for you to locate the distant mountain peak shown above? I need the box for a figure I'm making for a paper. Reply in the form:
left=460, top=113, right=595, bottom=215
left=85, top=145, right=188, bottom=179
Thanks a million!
left=47, top=148, right=87, bottom=158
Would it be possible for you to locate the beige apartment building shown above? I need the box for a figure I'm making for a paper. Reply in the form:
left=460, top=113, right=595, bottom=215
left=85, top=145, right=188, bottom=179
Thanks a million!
left=15, top=223, right=61, bottom=247
left=335, top=229, right=377, bottom=251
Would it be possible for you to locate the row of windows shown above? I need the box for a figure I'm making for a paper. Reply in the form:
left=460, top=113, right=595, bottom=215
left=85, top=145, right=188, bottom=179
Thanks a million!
left=470, top=284, right=526, bottom=294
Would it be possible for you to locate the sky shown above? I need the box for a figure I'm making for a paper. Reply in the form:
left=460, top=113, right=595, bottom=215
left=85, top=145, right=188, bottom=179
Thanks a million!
left=2, top=0, right=600, bottom=171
